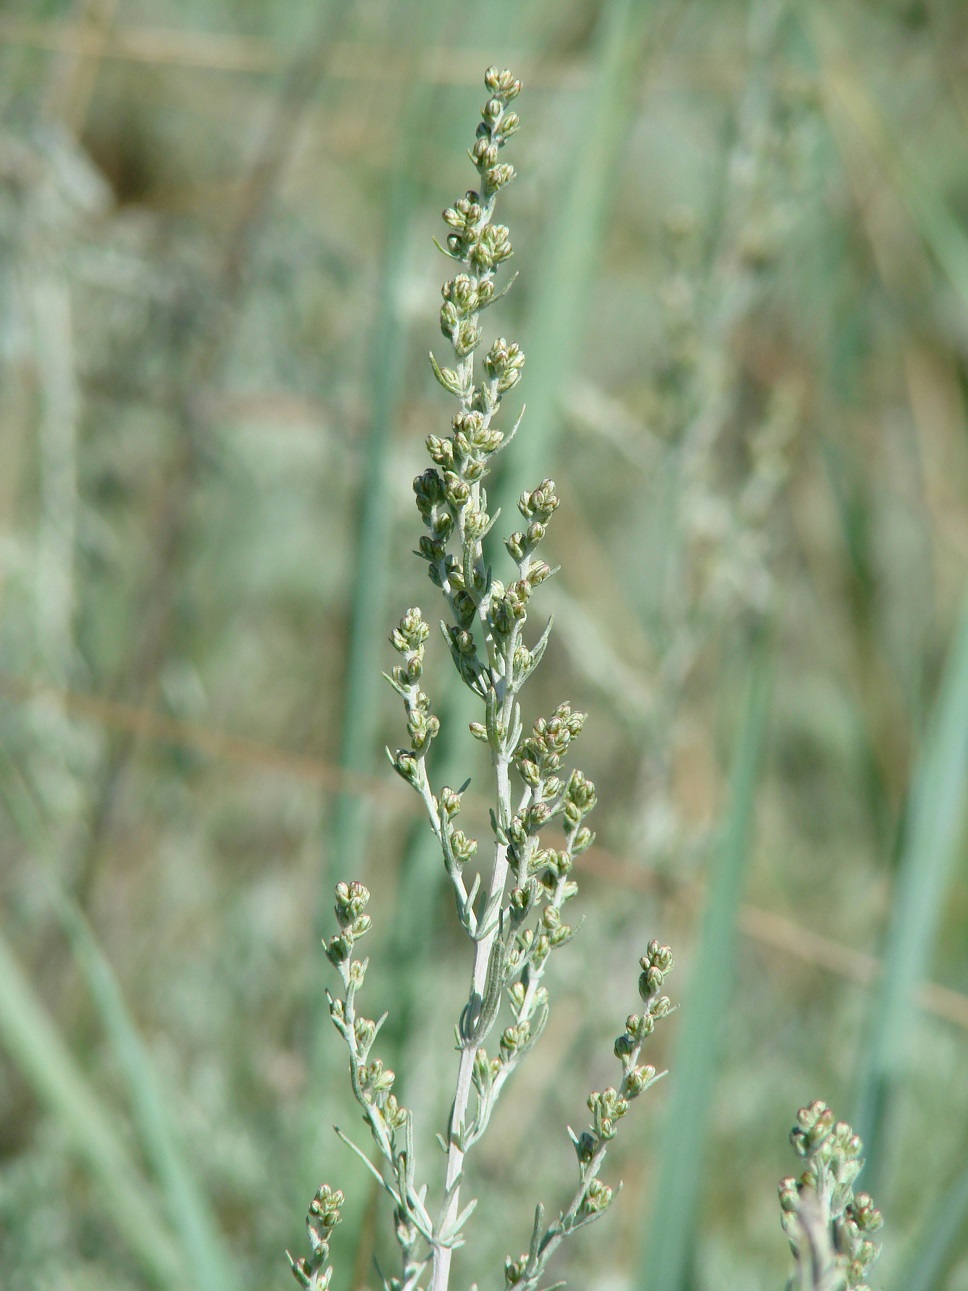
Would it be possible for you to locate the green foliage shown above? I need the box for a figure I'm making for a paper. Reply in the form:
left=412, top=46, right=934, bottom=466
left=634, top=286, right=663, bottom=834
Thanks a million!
left=0, top=4, right=966, bottom=1291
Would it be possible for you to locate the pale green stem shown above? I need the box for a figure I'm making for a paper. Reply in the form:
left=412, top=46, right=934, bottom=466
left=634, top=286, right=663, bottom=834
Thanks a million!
left=433, top=753, right=512, bottom=1291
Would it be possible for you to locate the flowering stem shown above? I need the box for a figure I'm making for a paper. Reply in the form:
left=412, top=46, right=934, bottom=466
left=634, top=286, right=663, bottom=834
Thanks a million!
left=294, top=68, right=677, bottom=1291
left=435, top=757, right=512, bottom=1291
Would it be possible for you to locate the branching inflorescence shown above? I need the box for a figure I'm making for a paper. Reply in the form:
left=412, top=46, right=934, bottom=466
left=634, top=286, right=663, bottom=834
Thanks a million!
left=288, top=69, right=674, bottom=1291
left=289, top=67, right=885, bottom=1291
left=778, top=1102, right=884, bottom=1291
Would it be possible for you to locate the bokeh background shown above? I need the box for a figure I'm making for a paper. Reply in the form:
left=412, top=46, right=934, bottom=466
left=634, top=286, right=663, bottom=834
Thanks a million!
left=1, top=1, right=967, bottom=1289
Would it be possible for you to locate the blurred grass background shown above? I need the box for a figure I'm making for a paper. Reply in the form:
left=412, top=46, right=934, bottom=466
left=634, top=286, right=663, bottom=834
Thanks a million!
left=1, top=1, right=967, bottom=1289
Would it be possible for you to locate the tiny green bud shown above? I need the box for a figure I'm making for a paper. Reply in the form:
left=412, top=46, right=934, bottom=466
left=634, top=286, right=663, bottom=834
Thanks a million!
left=483, top=67, right=522, bottom=101
left=484, top=336, right=524, bottom=387
left=326, top=934, right=351, bottom=966
left=354, top=1016, right=376, bottom=1051
left=472, top=1047, right=494, bottom=1093
left=525, top=801, right=551, bottom=833
left=530, top=933, right=550, bottom=969
left=548, top=921, right=573, bottom=948
left=448, top=626, right=477, bottom=656
left=519, top=478, right=559, bottom=522
left=471, top=137, right=500, bottom=170
left=850, top=1193, right=883, bottom=1233
left=392, top=748, right=418, bottom=774
left=500, top=1020, right=530, bottom=1061
left=625, top=1064, right=656, bottom=1097
left=580, top=1178, right=613, bottom=1217
left=438, top=786, right=463, bottom=819
left=394, top=1205, right=417, bottom=1250
left=506, top=531, right=526, bottom=561
left=777, top=1176, right=799, bottom=1213
left=487, top=163, right=515, bottom=190
left=450, top=830, right=478, bottom=864
left=444, top=274, right=479, bottom=311
left=426, top=434, right=453, bottom=467
left=504, top=1254, right=528, bottom=1288
left=638, top=966, right=664, bottom=999
left=463, top=505, right=490, bottom=541
left=440, top=300, right=459, bottom=335
left=348, top=914, right=371, bottom=939
left=334, top=880, right=370, bottom=926
left=418, top=534, right=445, bottom=564
left=572, top=826, right=594, bottom=855
left=454, top=319, right=482, bottom=357
left=508, top=880, right=538, bottom=922
left=517, top=758, right=540, bottom=787
left=384, top=1094, right=409, bottom=1130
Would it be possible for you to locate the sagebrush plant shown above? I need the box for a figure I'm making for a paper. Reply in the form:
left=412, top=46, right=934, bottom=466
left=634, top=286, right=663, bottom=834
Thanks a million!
left=288, top=69, right=885, bottom=1291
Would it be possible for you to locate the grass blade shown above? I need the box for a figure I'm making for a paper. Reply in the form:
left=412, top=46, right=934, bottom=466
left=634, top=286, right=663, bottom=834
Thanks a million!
left=853, top=589, right=968, bottom=1188
left=48, top=886, right=243, bottom=1291
left=0, top=746, right=238, bottom=1289
left=0, top=924, right=184, bottom=1290
left=896, top=1152, right=968, bottom=1291
left=637, top=641, right=771, bottom=1291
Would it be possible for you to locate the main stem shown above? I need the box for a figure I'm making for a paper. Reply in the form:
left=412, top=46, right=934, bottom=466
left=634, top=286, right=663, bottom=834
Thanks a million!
left=431, top=150, right=511, bottom=1291
left=432, top=756, right=512, bottom=1291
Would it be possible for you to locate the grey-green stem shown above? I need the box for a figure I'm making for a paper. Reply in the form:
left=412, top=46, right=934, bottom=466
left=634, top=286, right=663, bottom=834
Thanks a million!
left=433, top=751, right=512, bottom=1291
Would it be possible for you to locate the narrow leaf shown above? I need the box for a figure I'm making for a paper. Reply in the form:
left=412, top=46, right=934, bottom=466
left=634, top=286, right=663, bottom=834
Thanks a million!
left=638, top=642, right=771, bottom=1291
left=0, top=927, right=184, bottom=1289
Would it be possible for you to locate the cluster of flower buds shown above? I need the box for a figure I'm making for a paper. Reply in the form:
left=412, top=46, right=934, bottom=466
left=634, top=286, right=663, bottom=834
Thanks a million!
left=484, top=336, right=525, bottom=394
left=506, top=478, right=560, bottom=564
left=324, top=881, right=371, bottom=969
left=561, top=769, right=597, bottom=837
left=567, top=946, right=674, bottom=1210
left=386, top=607, right=441, bottom=787
left=434, top=783, right=478, bottom=870
left=387, top=606, right=430, bottom=688
left=577, top=1177, right=613, bottom=1219
left=638, top=939, right=675, bottom=1006
left=420, top=70, right=527, bottom=617
left=779, top=1102, right=883, bottom=1291
left=442, top=207, right=513, bottom=274
left=355, top=1057, right=402, bottom=1116
left=487, top=571, right=542, bottom=638
left=500, top=939, right=674, bottom=1291
left=515, top=703, right=585, bottom=782
left=509, top=706, right=596, bottom=868
left=490, top=704, right=598, bottom=975
left=586, top=1087, right=629, bottom=1142
left=288, top=1185, right=343, bottom=1291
